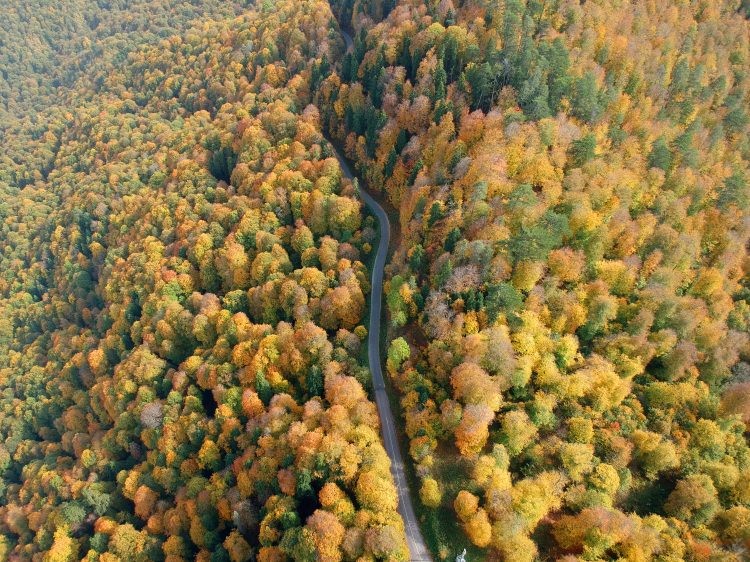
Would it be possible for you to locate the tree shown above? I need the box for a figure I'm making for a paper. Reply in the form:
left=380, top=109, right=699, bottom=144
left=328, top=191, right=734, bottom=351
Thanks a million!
left=648, top=137, right=673, bottom=172
left=454, top=404, right=494, bottom=456
left=291, top=222, right=315, bottom=254
left=408, top=244, right=426, bottom=273
left=387, top=337, right=410, bottom=373
left=306, top=366, right=323, bottom=397
left=587, top=463, right=620, bottom=498
left=572, top=72, right=601, bottom=124
left=140, top=401, right=163, bottom=429
left=109, top=524, right=147, bottom=562
left=559, top=442, right=594, bottom=482
left=383, top=147, right=398, bottom=179
left=133, top=485, right=157, bottom=520
left=256, top=371, right=273, bottom=405
left=631, top=430, right=679, bottom=479
left=329, top=196, right=362, bottom=236
left=485, top=283, right=523, bottom=323
left=718, top=169, right=749, bottom=210
left=306, top=510, right=345, bottom=562
left=464, top=62, right=496, bottom=111
left=552, top=508, right=636, bottom=557
left=721, top=382, right=750, bottom=428
left=464, top=508, right=492, bottom=547
left=280, top=527, right=317, bottom=561
left=225, top=531, right=254, bottom=562
left=511, top=472, right=566, bottom=528
left=499, top=410, right=538, bottom=457
left=364, top=524, right=408, bottom=559
left=45, top=527, right=78, bottom=562
left=500, top=0, right=524, bottom=64
left=356, top=470, right=399, bottom=514
left=713, top=506, right=750, bottom=546
left=690, top=419, right=726, bottom=461
left=518, top=68, right=551, bottom=120
left=432, top=61, right=447, bottom=103
left=569, top=133, right=596, bottom=168
left=320, top=284, right=364, bottom=330
left=419, top=477, right=442, bottom=508
left=454, top=490, right=480, bottom=520
left=450, top=362, right=502, bottom=411
left=545, top=38, right=572, bottom=111
left=571, top=356, right=630, bottom=412
left=665, top=474, right=719, bottom=525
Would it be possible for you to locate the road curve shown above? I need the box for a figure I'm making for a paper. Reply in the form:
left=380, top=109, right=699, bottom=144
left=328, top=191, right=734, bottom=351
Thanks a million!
left=329, top=30, right=432, bottom=561
left=329, top=141, right=432, bottom=562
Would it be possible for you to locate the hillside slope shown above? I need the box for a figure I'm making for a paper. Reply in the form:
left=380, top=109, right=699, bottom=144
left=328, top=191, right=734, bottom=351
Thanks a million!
left=319, top=0, right=750, bottom=559
left=1, top=0, right=750, bottom=560
left=0, top=1, right=412, bottom=560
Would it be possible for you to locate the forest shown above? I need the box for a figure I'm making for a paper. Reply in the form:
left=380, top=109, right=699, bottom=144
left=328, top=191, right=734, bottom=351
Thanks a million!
left=0, top=1, right=408, bottom=560
left=1, top=0, right=750, bottom=561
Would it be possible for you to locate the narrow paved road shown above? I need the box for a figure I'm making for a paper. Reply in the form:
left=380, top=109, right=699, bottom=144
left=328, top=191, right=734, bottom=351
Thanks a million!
left=329, top=144, right=432, bottom=562
left=329, top=30, right=432, bottom=561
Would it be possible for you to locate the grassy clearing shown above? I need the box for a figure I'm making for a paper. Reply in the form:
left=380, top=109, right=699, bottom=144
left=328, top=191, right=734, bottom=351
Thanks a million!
left=422, top=447, right=489, bottom=560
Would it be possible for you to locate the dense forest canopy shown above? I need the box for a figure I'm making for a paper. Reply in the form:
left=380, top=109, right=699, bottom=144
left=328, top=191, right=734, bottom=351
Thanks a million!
left=318, top=0, right=750, bottom=559
left=0, top=1, right=409, bottom=561
left=1, top=0, right=750, bottom=561
left=0, top=0, right=251, bottom=123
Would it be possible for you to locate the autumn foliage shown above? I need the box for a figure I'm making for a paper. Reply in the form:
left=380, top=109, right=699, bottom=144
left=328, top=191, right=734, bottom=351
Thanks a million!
left=320, top=0, right=750, bottom=558
left=0, top=1, right=408, bottom=560
left=2, top=0, right=750, bottom=560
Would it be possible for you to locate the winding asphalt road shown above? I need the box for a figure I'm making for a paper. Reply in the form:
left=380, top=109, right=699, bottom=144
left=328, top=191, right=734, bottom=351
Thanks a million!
left=329, top=145, right=432, bottom=562
left=330, top=30, right=432, bottom=562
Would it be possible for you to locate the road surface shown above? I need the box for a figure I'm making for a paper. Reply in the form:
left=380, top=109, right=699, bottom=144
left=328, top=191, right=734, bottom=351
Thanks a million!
left=329, top=143, right=432, bottom=562
left=329, top=30, right=432, bottom=561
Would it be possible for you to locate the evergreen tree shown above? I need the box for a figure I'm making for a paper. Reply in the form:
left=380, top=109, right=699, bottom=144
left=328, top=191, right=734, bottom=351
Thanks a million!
left=544, top=38, right=572, bottom=111
left=384, top=147, right=398, bottom=178
left=307, top=366, right=323, bottom=397
left=256, top=371, right=273, bottom=405
left=409, top=244, right=426, bottom=273
left=648, top=136, right=673, bottom=172
left=445, top=227, right=461, bottom=252
left=433, top=60, right=447, bottom=103
left=569, top=134, right=597, bottom=168
left=399, top=36, right=414, bottom=80
left=572, top=72, right=601, bottom=124
left=718, top=170, right=749, bottom=210
left=519, top=68, right=551, bottom=119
